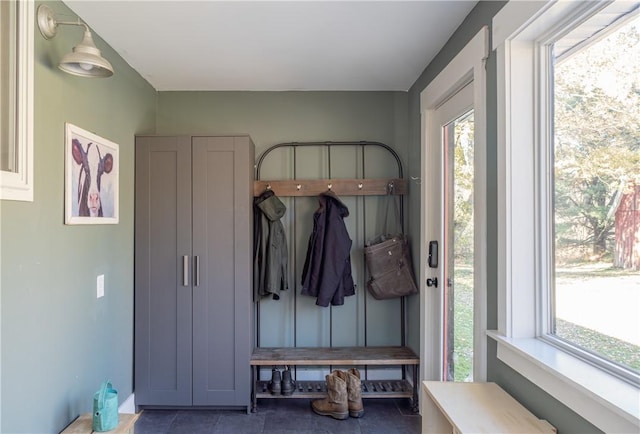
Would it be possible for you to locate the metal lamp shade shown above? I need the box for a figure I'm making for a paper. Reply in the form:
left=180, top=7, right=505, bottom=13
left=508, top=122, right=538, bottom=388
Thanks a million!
left=59, top=30, right=114, bottom=78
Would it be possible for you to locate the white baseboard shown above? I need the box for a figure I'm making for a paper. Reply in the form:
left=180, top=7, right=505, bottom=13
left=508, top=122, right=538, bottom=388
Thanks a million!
left=119, top=393, right=136, bottom=414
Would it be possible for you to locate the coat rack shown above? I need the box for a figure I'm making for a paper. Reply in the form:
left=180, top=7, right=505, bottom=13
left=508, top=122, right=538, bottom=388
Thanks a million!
left=254, top=141, right=407, bottom=200
left=254, top=140, right=409, bottom=348
left=254, top=178, right=406, bottom=197
left=252, top=141, right=419, bottom=413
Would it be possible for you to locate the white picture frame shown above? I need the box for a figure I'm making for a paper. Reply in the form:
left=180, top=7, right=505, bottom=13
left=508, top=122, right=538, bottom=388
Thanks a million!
left=65, top=123, right=119, bottom=224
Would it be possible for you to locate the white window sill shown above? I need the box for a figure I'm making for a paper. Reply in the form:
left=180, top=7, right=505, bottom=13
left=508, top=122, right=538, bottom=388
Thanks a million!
left=487, top=331, right=640, bottom=433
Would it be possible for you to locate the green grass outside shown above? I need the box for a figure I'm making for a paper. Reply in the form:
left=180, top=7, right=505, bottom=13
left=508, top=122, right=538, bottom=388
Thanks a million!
left=556, top=319, right=640, bottom=371
left=452, top=266, right=473, bottom=381
left=451, top=264, right=639, bottom=380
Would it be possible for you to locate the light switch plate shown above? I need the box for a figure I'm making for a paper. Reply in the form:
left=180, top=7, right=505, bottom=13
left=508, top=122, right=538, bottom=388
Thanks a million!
left=97, top=274, right=105, bottom=298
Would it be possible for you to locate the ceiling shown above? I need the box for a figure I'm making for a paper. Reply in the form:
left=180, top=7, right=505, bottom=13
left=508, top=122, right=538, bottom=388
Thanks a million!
left=65, top=1, right=478, bottom=91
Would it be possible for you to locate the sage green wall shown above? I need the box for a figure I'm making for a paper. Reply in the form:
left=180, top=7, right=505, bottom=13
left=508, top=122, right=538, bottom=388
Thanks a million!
left=407, top=1, right=600, bottom=432
left=0, top=1, right=605, bottom=432
left=157, top=92, right=417, bottom=365
left=156, top=92, right=408, bottom=151
left=0, top=1, right=156, bottom=432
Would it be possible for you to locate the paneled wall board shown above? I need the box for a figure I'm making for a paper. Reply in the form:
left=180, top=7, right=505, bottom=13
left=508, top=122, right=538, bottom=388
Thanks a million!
left=256, top=143, right=406, bottom=381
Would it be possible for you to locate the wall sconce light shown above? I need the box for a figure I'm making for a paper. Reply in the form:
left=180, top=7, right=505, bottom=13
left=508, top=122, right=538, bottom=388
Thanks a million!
left=37, top=4, right=114, bottom=78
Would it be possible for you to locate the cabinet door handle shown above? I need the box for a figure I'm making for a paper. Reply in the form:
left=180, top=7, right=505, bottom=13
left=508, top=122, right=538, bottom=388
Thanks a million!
left=194, top=256, right=200, bottom=287
left=182, top=255, right=189, bottom=286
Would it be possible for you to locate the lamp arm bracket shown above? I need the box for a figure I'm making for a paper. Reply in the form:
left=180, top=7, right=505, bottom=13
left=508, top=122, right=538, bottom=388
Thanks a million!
left=56, top=20, right=90, bottom=32
left=37, top=4, right=89, bottom=40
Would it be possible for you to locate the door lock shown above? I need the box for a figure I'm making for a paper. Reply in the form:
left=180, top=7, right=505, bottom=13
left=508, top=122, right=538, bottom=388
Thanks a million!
left=426, top=277, right=438, bottom=288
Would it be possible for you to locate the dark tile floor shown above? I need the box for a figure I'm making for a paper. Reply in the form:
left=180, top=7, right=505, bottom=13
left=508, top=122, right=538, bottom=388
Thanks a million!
left=134, top=399, right=420, bottom=434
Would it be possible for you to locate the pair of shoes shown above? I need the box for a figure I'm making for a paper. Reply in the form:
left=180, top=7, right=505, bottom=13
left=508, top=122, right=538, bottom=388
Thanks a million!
left=268, top=367, right=295, bottom=396
left=311, top=368, right=364, bottom=420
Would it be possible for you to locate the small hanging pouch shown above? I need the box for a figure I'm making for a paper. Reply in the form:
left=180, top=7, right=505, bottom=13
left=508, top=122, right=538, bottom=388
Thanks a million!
left=364, top=189, right=418, bottom=300
left=92, top=380, right=119, bottom=432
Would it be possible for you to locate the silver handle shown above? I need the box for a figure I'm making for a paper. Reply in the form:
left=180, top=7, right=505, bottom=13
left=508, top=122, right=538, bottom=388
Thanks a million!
left=182, top=255, right=189, bottom=286
left=194, top=256, right=200, bottom=287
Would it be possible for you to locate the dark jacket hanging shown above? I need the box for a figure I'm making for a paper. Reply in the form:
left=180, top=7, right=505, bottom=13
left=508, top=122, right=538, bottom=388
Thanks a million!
left=301, top=191, right=355, bottom=307
left=253, top=190, right=288, bottom=301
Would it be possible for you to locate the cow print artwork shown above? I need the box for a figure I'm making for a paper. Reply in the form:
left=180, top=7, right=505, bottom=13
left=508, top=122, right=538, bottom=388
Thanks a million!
left=65, top=124, right=119, bottom=225
left=71, top=138, right=114, bottom=218
left=71, top=138, right=114, bottom=217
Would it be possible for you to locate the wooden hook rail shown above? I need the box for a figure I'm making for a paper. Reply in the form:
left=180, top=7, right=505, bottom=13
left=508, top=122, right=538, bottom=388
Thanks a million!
left=253, top=178, right=407, bottom=197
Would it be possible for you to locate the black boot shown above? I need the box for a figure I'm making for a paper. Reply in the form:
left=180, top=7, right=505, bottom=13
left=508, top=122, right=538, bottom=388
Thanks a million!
left=281, top=366, right=295, bottom=396
left=268, top=368, right=282, bottom=395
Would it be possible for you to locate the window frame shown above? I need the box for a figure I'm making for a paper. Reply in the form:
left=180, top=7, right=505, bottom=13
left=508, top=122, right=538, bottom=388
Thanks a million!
left=489, top=1, right=640, bottom=432
left=1, top=0, right=34, bottom=202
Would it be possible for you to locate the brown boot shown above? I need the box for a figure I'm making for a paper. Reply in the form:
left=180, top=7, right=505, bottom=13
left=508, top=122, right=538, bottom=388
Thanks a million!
left=336, top=369, right=365, bottom=418
left=311, top=372, right=349, bottom=420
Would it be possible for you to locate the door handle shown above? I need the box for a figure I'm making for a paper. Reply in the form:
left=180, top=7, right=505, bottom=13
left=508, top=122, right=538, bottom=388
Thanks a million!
left=428, top=241, right=438, bottom=268
left=182, top=255, right=189, bottom=286
left=194, top=256, right=200, bottom=287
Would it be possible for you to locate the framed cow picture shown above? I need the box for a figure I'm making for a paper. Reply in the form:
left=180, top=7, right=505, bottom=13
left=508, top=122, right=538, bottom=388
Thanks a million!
left=65, top=123, right=119, bottom=224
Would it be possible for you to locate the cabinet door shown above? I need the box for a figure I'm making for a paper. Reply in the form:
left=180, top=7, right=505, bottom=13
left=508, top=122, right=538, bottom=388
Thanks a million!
left=135, top=136, right=193, bottom=406
left=192, top=136, right=253, bottom=406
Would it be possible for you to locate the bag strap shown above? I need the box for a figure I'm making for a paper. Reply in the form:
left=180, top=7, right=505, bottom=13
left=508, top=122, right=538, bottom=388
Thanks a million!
left=381, top=185, right=402, bottom=235
left=97, top=380, right=112, bottom=410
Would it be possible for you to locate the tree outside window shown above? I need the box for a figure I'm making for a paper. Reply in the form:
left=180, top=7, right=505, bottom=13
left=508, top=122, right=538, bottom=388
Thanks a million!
left=553, top=14, right=640, bottom=375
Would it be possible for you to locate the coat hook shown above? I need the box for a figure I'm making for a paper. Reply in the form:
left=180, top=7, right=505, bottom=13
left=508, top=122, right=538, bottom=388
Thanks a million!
left=327, top=183, right=332, bottom=190
left=296, top=184, right=302, bottom=190
left=358, top=183, right=363, bottom=190
left=266, top=184, right=272, bottom=190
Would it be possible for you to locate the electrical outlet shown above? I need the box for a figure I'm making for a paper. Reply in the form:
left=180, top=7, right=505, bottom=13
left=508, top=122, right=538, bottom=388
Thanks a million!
left=97, top=274, right=105, bottom=298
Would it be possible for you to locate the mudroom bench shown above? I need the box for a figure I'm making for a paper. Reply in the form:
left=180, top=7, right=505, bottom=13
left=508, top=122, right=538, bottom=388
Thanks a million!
left=250, top=346, right=419, bottom=413
left=421, top=381, right=557, bottom=433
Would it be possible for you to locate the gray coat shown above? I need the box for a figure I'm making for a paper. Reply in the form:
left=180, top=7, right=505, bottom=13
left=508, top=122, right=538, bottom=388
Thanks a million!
left=253, top=190, right=288, bottom=300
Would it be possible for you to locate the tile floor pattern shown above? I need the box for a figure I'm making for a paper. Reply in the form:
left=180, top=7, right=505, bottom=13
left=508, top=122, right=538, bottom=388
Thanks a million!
left=134, top=399, right=420, bottom=434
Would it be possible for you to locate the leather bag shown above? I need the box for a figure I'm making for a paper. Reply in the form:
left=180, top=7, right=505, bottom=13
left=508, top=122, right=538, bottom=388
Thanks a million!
left=92, top=380, right=118, bottom=432
left=364, top=193, right=418, bottom=300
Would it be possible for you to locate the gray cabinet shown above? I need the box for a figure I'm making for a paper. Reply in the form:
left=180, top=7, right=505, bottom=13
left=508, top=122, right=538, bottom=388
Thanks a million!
left=135, top=135, right=254, bottom=409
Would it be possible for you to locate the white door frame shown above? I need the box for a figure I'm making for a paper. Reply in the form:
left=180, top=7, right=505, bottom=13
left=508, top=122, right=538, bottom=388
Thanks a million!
left=419, top=27, right=489, bottom=383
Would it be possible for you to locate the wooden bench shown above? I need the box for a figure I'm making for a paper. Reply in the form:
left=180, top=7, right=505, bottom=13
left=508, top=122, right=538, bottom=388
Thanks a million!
left=61, top=413, right=139, bottom=434
left=421, top=381, right=556, bottom=433
left=251, top=346, right=419, bottom=412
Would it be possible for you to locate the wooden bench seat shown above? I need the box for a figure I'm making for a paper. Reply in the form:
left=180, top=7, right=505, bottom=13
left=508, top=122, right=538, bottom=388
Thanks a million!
left=421, top=381, right=556, bottom=433
left=61, top=413, right=139, bottom=434
left=250, top=346, right=419, bottom=412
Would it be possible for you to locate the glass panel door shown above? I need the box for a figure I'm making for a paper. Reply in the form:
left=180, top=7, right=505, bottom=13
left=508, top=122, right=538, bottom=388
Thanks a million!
left=443, top=110, right=474, bottom=381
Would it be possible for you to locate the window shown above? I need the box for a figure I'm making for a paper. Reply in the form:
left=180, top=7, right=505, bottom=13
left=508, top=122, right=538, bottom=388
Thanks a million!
left=550, top=12, right=640, bottom=382
left=0, top=0, right=34, bottom=201
left=1, top=0, right=17, bottom=171
left=491, top=1, right=640, bottom=432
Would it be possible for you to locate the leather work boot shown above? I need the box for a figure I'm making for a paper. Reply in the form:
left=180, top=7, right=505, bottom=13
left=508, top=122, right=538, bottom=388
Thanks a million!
left=281, top=366, right=295, bottom=396
left=311, top=371, right=349, bottom=420
left=268, top=368, right=282, bottom=395
left=335, top=369, right=365, bottom=418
